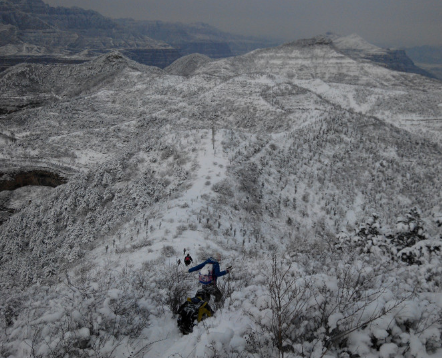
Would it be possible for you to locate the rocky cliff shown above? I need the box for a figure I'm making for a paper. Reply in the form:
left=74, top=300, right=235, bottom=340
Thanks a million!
left=0, top=0, right=179, bottom=70
left=0, top=0, right=279, bottom=71
left=1, top=0, right=168, bottom=50
left=0, top=0, right=280, bottom=70
left=328, top=33, right=436, bottom=79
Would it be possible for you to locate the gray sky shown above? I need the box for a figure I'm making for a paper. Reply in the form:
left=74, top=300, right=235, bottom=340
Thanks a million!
left=43, top=0, right=442, bottom=48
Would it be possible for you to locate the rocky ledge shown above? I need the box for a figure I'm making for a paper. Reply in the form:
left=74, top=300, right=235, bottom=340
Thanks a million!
left=0, top=168, right=68, bottom=225
left=0, top=169, right=67, bottom=191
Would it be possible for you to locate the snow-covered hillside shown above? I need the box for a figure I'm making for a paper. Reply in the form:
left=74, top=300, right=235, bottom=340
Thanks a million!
left=1, top=37, right=442, bottom=358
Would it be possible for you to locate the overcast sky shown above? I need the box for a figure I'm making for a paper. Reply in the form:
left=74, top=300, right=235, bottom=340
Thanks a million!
left=43, top=0, right=442, bottom=48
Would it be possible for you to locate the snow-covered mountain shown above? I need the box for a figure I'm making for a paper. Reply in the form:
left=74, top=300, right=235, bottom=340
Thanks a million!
left=327, top=33, right=436, bottom=79
left=0, top=0, right=277, bottom=72
left=0, top=0, right=169, bottom=53
left=1, top=37, right=442, bottom=358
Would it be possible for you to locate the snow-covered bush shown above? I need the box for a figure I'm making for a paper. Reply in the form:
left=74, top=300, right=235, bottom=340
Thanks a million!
left=234, top=233, right=442, bottom=358
left=337, top=208, right=442, bottom=267
left=0, top=260, right=178, bottom=358
left=153, top=262, right=193, bottom=315
left=212, top=179, right=234, bottom=197
left=160, top=244, right=177, bottom=258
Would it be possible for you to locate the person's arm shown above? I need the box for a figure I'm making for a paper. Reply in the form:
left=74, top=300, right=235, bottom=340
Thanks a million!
left=213, top=262, right=228, bottom=277
left=188, top=259, right=207, bottom=273
left=217, top=270, right=228, bottom=277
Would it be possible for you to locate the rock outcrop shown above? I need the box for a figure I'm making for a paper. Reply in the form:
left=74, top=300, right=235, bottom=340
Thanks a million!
left=0, top=168, right=67, bottom=225
left=0, top=169, right=67, bottom=191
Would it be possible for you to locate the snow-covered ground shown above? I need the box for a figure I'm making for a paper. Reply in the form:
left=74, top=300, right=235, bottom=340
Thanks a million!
left=1, top=39, right=442, bottom=357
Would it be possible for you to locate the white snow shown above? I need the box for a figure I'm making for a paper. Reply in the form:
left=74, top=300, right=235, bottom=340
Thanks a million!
left=1, top=37, right=442, bottom=358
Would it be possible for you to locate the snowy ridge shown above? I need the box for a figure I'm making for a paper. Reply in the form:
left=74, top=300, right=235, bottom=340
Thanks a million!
left=328, top=33, right=386, bottom=53
left=326, top=32, right=435, bottom=79
left=1, top=37, right=442, bottom=358
left=0, top=51, right=162, bottom=113
left=165, top=53, right=212, bottom=76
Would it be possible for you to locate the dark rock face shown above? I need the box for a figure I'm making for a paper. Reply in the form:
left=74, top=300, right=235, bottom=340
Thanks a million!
left=285, top=36, right=333, bottom=47
left=0, top=170, right=67, bottom=191
left=6, top=0, right=47, bottom=14
left=0, top=0, right=195, bottom=70
left=0, top=168, right=67, bottom=225
left=1, top=0, right=162, bottom=49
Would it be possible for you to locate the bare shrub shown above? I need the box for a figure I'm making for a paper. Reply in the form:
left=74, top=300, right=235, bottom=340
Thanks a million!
left=188, top=222, right=198, bottom=231
left=161, top=245, right=176, bottom=257
left=153, top=263, right=192, bottom=315
left=247, top=254, right=413, bottom=358
left=212, top=179, right=234, bottom=197
left=265, top=255, right=312, bottom=356
left=176, top=224, right=188, bottom=236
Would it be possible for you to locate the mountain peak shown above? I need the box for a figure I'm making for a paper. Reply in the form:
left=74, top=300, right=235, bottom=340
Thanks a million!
left=283, top=35, right=333, bottom=48
left=89, top=50, right=155, bottom=72
left=328, top=33, right=384, bottom=53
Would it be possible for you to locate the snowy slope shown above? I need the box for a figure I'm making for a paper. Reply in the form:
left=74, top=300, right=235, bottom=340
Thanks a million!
left=1, top=38, right=442, bottom=358
left=329, top=33, right=387, bottom=53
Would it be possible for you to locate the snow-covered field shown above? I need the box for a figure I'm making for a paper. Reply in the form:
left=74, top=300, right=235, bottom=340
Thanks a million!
left=1, top=38, right=442, bottom=357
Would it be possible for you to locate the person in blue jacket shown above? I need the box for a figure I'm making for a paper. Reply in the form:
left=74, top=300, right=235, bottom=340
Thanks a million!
left=188, top=253, right=231, bottom=302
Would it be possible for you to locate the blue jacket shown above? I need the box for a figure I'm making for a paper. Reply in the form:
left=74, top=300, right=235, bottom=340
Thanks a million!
left=188, top=257, right=227, bottom=282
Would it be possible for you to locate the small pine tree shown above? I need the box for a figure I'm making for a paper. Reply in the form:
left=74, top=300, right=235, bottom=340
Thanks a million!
left=390, top=207, right=428, bottom=251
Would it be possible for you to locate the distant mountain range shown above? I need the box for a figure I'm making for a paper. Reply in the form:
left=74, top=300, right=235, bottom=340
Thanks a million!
left=114, top=19, right=279, bottom=57
left=405, top=45, right=442, bottom=80
left=0, top=0, right=278, bottom=69
left=1, top=0, right=440, bottom=81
